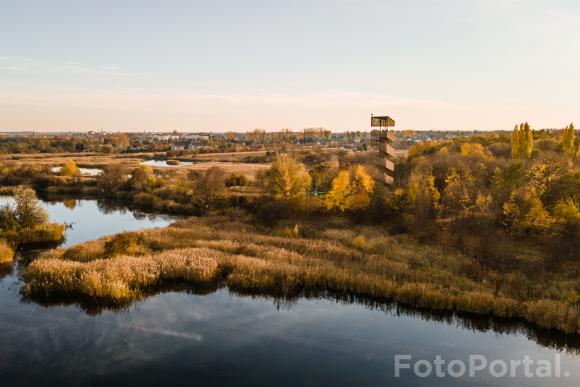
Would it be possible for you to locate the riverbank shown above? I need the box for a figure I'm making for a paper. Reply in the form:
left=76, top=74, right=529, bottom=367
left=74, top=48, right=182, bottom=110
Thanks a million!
left=22, top=211, right=580, bottom=337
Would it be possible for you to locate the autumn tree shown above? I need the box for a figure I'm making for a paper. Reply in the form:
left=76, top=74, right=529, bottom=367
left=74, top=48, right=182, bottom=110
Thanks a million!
left=262, top=155, right=312, bottom=200
left=407, top=169, right=441, bottom=227
left=128, top=165, right=162, bottom=192
left=326, top=165, right=375, bottom=212
left=511, top=122, right=533, bottom=159
left=113, top=133, right=130, bottom=149
left=442, top=167, right=474, bottom=216
left=60, top=160, right=80, bottom=177
left=562, top=123, right=576, bottom=159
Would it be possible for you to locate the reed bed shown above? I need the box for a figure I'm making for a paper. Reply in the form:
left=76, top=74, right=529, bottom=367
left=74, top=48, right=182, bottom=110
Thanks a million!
left=22, top=216, right=580, bottom=335
left=0, top=240, right=14, bottom=263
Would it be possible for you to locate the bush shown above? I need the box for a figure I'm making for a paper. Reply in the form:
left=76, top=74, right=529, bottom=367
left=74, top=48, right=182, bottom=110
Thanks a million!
left=225, top=173, right=249, bottom=187
left=60, top=160, right=80, bottom=177
left=166, top=160, right=180, bottom=166
left=104, top=232, right=147, bottom=257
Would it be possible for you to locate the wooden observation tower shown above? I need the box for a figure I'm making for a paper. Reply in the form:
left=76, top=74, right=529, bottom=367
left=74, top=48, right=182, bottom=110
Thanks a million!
left=371, top=115, right=396, bottom=185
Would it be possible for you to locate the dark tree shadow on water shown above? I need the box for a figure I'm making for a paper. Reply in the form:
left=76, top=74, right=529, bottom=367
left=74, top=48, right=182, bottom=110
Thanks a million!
left=20, top=280, right=580, bottom=355
left=0, top=262, right=13, bottom=279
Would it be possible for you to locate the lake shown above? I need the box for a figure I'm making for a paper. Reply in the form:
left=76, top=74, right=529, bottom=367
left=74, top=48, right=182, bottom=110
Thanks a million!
left=0, top=197, right=579, bottom=386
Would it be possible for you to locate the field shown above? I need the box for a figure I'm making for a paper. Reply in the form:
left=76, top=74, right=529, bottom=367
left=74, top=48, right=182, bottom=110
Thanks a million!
left=0, top=152, right=271, bottom=180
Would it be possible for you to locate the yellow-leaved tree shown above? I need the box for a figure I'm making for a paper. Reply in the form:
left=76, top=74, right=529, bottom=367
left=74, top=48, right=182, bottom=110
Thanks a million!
left=562, top=123, right=576, bottom=160
left=326, top=165, right=375, bottom=211
left=60, top=160, right=80, bottom=177
left=263, top=155, right=312, bottom=200
left=511, top=122, right=533, bottom=159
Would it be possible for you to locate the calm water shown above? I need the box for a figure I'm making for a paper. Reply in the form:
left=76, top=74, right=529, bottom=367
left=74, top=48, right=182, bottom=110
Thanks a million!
left=141, top=160, right=194, bottom=167
left=1, top=198, right=580, bottom=386
left=50, top=166, right=103, bottom=176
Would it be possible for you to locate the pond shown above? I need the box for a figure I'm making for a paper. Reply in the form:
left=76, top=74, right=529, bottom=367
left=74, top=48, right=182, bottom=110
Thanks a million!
left=0, top=197, right=579, bottom=386
left=141, top=160, right=194, bottom=167
left=50, top=166, right=103, bottom=176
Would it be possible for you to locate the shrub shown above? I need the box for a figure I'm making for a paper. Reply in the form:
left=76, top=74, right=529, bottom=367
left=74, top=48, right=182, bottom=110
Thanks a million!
left=104, top=232, right=144, bottom=257
left=60, top=160, right=80, bottom=177
left=97, top=164, right=128, bottom=193
left=166, top=160, right=180, bottom=165
left=225, top=173, right=249, bottom=187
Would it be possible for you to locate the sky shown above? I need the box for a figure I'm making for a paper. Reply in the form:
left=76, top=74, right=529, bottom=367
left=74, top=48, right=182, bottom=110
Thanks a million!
left=0, top=0, right=579, bottom=132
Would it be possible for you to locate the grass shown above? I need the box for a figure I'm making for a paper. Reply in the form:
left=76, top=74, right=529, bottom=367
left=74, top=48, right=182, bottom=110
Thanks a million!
left=22, top=213, right=580, bottom=336
left=1, top=224, right=65, bottom=245
left=0, top=240, right=14, bottom=263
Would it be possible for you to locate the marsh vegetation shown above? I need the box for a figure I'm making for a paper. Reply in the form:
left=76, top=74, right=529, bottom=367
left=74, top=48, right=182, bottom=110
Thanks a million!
left=1, top=126, right=579, bottom=336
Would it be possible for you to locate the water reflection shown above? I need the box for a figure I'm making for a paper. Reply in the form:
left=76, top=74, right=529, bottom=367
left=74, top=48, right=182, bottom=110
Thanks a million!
left=1, top=197, right=580, bottom=386
left=62, top=198, right=76, bottom=210
left=21, top=281, right=580, bottom=355
left=3, top=288, right=580, bottom=387
left=0, top=262, right=12, bottom=279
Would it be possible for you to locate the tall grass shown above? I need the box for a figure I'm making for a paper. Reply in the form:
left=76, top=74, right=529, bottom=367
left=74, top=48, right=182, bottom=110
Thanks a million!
left=0, top=240, right=14, bottom=263
left=22, top=215, right=580, bottom=335
left=1, top=224, right=65, bottom=245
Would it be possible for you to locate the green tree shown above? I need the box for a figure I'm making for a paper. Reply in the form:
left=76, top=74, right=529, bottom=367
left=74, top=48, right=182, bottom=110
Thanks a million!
left=263, top=155, right=312, bottom=199
left=12, top=186, right=48, bottom=228
left=193, top=167, right=227, bottom=208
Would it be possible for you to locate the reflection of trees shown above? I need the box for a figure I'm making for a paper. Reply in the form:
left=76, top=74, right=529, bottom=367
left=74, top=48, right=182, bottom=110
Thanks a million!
left=132, top=211, right=146, bottom=221
left=22, top=283, right=580, bottom=354
left=95, top=199, right=127, bottom=215
left=62, top=199, right=77, bottom=210
left=0, top=262, right=13, bottom=279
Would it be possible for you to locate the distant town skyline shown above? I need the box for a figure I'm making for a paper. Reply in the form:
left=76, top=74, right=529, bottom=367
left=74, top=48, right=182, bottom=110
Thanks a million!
left=1, top=0, right=578, bottom=132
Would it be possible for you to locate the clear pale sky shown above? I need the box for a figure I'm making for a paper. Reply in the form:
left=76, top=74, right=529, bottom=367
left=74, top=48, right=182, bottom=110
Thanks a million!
left=0, top=0, right=578, bottom=132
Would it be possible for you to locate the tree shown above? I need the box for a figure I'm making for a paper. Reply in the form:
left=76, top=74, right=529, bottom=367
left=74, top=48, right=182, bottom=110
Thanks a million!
left=443, top=167, right=474, bottom=216
left=113, top=133, right=130, bottom=149
left=128, top=165, right=157, bottom=192
left=511, top=125, right=520, bottom=159
left=12, top=186, right=48, bottom=228
left=408, top=169, right=440, bottom=226
left=97, top=164, right=128, bottom=193
left=193, top=167, right=227, bottom=208
left=562, top=123, right=576, bottom=159
left=60, top=160, right=80, bottom=177
left=553, top=198, right=580, bottom=224
left=263, top=155, right=312, bottom=199
left=326, top=165, right=375, bottom=211
left=511, top=122, right=533, bottom=159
